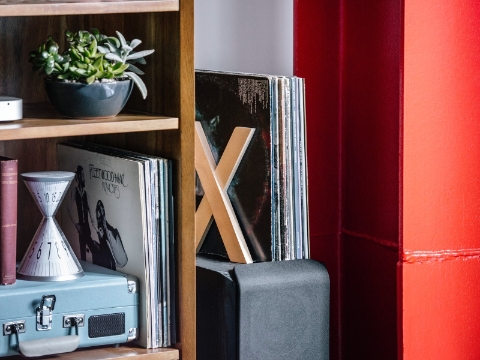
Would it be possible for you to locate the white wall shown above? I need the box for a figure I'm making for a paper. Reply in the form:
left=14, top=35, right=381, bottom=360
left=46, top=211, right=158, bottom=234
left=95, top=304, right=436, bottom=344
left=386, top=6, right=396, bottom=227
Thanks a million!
left=194, top=0, right=293, bottom=76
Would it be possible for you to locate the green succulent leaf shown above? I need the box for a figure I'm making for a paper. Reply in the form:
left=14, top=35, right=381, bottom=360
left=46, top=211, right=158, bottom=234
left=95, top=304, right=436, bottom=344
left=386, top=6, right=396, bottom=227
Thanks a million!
left=97, top=45, right=110, bottom=54
left=105, top=53, right=124, bottom=63
left=93, top=57, right=103, bottom=70
left=105, top=42, right=122, bottom=58
left=112, top=63, right=129, bottom=75
left=127, top=58, right=145, bottom=65
left=94, top=70, right=106, bottom=78
left=74, top=68, right=88, bottom=76
left=47, top=44, right=58, bottom=55
left=91, top=28, right=100, bottom=38
left=116, top=31, right=128, bottom=48
left=106, top=36, right=121, bottom=48
left=125, top=71, right=147, bottom=99
left=86, top=75, right=96, bottom=84
left=127, top=63, right=145, bottom=75
left=129, top=39, right=142, bottom=49
left=126, top=49, right=154, bottom=61
left=88, top=38, right=97, bottom=57
left=71, top=48, right=84, bottom=61
left=121, top=45, right=133, bottom=53
left=76, top=61, right=88, bottom=70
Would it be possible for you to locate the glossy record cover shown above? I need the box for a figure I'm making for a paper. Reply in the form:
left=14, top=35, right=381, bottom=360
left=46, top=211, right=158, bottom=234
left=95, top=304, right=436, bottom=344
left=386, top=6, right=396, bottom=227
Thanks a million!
left=195, top=70, right=274, bottom=262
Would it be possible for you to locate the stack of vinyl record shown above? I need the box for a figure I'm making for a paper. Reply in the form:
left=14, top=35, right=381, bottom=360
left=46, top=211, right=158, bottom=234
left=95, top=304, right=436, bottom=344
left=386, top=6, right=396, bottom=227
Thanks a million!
left=196, top=70, right=309, bottom=262
left=57, top=142, right=175, bottom=348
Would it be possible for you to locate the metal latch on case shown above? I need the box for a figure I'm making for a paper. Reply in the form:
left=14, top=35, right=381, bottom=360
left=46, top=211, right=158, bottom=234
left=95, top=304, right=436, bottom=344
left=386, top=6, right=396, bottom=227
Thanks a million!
left=36, top=295, right=56, bottom=331
left=3, top=321, right=25, bottom=336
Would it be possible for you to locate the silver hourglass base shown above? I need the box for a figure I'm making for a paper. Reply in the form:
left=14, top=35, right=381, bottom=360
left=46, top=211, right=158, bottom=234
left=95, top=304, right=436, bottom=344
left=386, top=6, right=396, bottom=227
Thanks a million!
left=17, top=217, right=85, bottom=281
left=18, top=171, right=84, bottom=282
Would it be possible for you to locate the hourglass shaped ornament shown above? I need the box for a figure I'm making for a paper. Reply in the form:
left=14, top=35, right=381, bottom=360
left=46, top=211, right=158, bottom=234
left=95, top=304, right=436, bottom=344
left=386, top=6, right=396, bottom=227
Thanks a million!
left=17, top=171, right=84, bottom=281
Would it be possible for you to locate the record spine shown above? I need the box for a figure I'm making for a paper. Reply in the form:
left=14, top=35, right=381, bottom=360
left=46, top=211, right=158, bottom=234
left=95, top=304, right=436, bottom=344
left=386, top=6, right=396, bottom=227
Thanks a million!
left=0, top=157, right=17, bottom=285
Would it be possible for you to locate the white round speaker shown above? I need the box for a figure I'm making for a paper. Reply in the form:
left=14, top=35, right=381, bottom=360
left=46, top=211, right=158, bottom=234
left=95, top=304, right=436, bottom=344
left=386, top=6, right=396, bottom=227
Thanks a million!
left=0, top=96, right=22, bottom=121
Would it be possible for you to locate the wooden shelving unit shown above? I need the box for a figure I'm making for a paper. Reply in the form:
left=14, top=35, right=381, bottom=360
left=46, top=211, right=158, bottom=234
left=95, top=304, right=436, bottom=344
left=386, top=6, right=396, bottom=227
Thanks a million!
left=0, top=0, right=195, bottom=359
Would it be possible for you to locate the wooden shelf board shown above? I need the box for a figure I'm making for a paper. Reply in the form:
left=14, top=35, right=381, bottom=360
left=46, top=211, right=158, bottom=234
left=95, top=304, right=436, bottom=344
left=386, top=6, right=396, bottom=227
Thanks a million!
left=0, top=0, right=178, bottom=17
left=4, top=345, right=179, bottom=360
left=0, top=103, right=178, bottom=141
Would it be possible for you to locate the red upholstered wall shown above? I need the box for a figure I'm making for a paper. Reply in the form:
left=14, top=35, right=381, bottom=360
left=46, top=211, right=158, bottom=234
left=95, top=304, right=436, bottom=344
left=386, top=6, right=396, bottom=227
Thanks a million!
left=295, top=0, right=400, bottom=358
left=296, top=0, right=480, bottom=359
left=294, top=1, right=341, bottom=358
left=341, top=1, right=401, bottom=358
left=403, top=0, right=480, bottom=358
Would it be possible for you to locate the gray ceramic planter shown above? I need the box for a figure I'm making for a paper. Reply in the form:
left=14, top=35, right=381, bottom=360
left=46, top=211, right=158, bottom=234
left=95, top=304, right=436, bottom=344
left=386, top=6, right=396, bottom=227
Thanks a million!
left=44, top=78, right=133, bottom=119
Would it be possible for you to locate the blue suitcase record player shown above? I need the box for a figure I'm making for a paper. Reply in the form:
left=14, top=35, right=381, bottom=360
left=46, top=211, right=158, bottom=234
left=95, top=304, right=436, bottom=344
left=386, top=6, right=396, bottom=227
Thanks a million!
left=0, top=261, right=139, bottom=357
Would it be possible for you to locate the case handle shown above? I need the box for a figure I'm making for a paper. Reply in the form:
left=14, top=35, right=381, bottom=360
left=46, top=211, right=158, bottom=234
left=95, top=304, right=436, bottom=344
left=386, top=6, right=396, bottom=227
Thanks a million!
left=18, top=335, right=80, bottom=357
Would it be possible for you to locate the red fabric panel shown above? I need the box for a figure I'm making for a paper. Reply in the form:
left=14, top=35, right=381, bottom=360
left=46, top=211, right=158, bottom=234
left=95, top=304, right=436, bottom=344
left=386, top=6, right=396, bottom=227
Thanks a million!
left=342, top=233, right=398, bottom=359
left=296, top=0, right=401, bottom=358
left=342, top=0, right=401, bottom=245
left=403, top=1, right=480, bottom=358
left=294, top=1, right=340, bottom=240
left=341, top=0, right=401, bottom=358
left=403, top=259, right=480, bottom=359
left=404, top=0, right=480, bottom=252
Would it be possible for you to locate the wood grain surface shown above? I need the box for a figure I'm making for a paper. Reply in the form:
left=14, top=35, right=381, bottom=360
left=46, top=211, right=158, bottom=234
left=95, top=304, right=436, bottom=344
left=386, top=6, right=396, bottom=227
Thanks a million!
left=0, top=103, right=178, bottom=140
left=2, top=345, right=179, bottom=360
left=0, top=0, right=178, bottom=17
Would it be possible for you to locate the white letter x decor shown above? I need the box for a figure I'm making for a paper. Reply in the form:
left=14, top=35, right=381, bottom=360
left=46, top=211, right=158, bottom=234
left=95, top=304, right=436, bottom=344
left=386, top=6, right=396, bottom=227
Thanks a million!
left=195, top=121, right=254, bottom=264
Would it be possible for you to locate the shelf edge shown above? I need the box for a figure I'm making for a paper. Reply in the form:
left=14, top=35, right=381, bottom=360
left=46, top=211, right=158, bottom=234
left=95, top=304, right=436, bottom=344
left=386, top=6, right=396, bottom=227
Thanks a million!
left=0, top=0, right=179, bottom=17
left=0, top=118, right=178, bottom=141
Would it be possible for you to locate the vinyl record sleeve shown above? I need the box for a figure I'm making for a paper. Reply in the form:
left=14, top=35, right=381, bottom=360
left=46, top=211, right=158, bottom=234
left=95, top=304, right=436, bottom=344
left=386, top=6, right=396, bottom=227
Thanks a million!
left=58, top=143, right=175, bottom=347
left=297, top=77, right=310, bottom=259
left=90, top=146, right=175, bottom=347
left=195, top=70, right=276, bottom=262
left=291, top=77, right=302, bottom=259
left=277, top=77, right=292, bottom=260
left=57, top=143, right=152, bottom=347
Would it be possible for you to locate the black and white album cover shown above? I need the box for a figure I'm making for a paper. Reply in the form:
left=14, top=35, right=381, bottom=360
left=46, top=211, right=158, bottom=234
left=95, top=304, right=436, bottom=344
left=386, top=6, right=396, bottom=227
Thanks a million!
left=57, top=143, right=151, bottom=347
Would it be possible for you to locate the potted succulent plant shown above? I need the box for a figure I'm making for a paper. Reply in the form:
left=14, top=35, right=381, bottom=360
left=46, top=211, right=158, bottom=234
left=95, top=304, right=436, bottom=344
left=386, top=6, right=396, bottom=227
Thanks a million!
left=29, top=29, right=154, bottom=119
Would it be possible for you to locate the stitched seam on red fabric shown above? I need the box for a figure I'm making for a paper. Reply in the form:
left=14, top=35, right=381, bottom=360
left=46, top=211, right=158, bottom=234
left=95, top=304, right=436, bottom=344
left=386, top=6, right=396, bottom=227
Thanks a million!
left=402, top=249, right=480, bottom=263
left=342, top=228, right=399, bottom=250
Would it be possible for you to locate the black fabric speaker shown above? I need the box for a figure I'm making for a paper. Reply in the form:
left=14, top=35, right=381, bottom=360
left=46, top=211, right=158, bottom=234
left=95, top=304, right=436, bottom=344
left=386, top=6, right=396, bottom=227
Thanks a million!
left=196, top=255, right=329, bottom=360
left=88, top=313, right=125, bottom=338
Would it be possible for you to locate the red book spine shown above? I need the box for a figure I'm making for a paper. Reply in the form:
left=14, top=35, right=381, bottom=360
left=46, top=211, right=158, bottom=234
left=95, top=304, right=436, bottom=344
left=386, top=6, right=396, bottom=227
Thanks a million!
left=0, top=158, right=17, bottom=285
